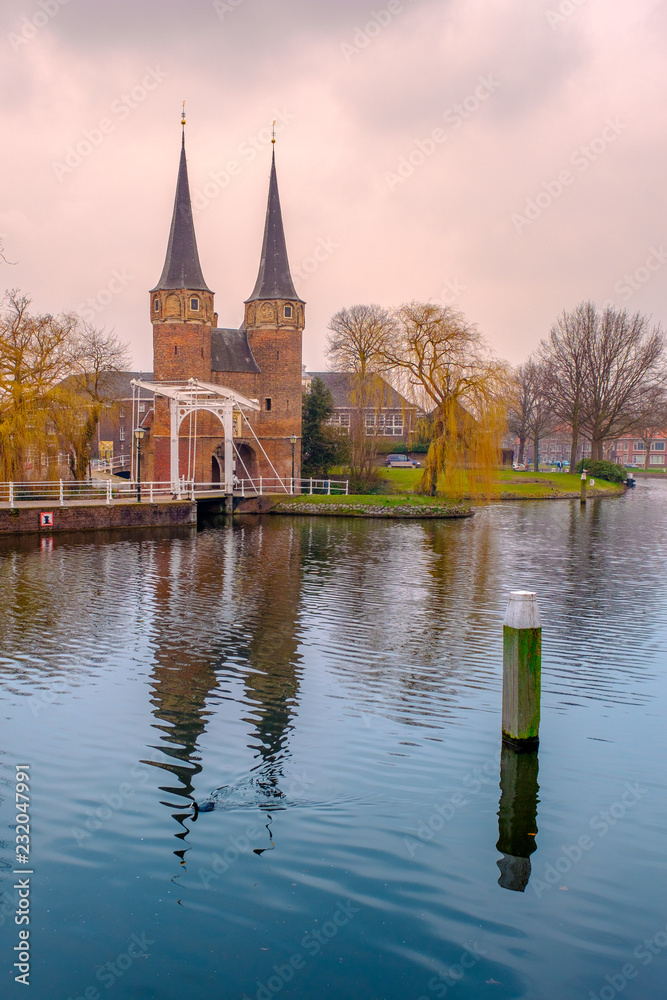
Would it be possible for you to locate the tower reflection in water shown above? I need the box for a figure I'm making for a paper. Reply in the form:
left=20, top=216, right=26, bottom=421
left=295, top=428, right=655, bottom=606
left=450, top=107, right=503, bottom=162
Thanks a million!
left=145, top=520, right=303, bottom=863
left=496, top=744, right=540, bottom=892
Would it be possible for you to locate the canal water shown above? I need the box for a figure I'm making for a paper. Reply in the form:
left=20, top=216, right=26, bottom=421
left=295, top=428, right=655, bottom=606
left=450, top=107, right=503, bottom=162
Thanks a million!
left=1, top=481, right=666, bottom=1000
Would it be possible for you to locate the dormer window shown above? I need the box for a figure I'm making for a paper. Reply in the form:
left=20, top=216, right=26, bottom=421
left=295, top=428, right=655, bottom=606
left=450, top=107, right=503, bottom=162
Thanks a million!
left=284, top=305, right=293, bottom=319
left=153, top=298, right=160, bottom=312
left=190, top=297, right=200, bottom=311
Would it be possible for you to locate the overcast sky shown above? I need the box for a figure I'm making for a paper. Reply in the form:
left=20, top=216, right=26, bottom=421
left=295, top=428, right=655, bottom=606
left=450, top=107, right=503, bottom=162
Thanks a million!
left=1, top=0, right=666, bottom=371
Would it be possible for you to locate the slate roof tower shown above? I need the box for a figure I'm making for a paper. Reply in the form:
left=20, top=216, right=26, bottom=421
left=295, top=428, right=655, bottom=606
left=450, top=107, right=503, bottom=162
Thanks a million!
left=150, top=122, right=214, bottom=383
left=243, top=144, right=305, bottom=482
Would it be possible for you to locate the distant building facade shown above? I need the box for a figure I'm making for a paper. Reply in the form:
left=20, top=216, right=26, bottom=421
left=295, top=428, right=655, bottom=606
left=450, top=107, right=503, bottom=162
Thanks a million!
left=303, top=371, right=422, bottom=445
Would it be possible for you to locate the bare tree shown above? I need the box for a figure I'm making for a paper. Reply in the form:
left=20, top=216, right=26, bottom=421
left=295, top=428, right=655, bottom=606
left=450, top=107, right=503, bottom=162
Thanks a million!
left=327, top=304, right=394, bottom=483
left=51, top=324, right=131, bottom=479
left=539, top=303, right=594, bottom=471
left=581, top=306, right=665, bottom=460
left=525, top=359, right=557, bottom=471
left=541, top=302, right=666, bottom=464
left=381, top=302, right=509, bottom=495
left=630, top=387, right=667, bottom=469
left=507, top=364, right=533, bottom=466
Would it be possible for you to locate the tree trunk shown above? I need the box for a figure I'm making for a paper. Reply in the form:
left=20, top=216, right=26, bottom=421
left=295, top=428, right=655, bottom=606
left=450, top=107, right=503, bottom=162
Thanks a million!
left=533, top=435, right=539, bottom=472
left=568, top=428, right=579, bottom=473
left=518, top=436, right=526, bottom=465
left=644, top=443, right=651, bottom=469
left=591, top=438, right=604, bottom=461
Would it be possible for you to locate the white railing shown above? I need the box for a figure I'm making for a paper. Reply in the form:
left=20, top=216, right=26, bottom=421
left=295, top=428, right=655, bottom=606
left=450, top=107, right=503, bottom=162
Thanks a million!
left=90, top=456, right=130, bottom=474
left=191, top=478, right=349, bottom=496
left=0, top=477, right=349, bottom=506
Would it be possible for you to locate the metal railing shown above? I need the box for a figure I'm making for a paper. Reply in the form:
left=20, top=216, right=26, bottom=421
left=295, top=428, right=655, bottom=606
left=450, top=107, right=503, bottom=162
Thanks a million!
left=90, top=456, right=130, bottom=474
left=0, top=476, right=349, bottom=506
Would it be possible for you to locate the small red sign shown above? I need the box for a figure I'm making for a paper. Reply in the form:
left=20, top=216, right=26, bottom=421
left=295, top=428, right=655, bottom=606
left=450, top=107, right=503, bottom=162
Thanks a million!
left=40, top=512, right=54, bottom=527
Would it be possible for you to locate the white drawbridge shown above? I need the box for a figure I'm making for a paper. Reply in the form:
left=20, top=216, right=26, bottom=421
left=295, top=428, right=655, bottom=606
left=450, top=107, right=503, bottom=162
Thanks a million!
left=131, top=378, right=260, bottom=493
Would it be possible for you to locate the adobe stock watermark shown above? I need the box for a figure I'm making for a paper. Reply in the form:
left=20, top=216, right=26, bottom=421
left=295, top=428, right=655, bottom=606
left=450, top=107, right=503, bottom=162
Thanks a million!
left=70, top=760, right=154, bottom=845
left=605, top=245, right=667, bottom=307
left=589, top=918, right=667, bottom=1000
left=192, top=108, right=295, bottom=213
left=252, top=899, right=359, bottom=1000
left=531, top=781, right=646, bottom=897
left=341, top=1, right=406, bottom=63
left=385, top=75, right=501, bottom=191
left=213, top=0, right=245, bottom=20
left=8, top=0, right=72, bottom=53
left=63, top=931, right=154, bottom=999
left=292, top=236, right=339, bottom=282
left=404, top=750, right=500, bottom=857
left=545, top=0, right=589, bottom=30
left=511, top=117, right=628, bottom=234
left=76, top=268, right=134, bottom=322
left=51, top=66, right=168, bottom=181
left=417, top=940, right=488, bottom=1000
left=435, top=278, right=467, bottom=307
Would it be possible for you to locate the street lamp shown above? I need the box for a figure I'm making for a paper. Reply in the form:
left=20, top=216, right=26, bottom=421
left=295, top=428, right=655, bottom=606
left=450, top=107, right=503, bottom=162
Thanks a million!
left=290, top=433, right=297, bottom=489
left=134, top=427, right=146, bottom=502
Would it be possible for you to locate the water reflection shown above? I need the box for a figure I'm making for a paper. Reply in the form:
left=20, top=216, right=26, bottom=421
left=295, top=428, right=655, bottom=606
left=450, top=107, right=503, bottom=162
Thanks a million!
left=496, top=744, right=540, bottom=892
left=145, top=520, right=304, bottom=859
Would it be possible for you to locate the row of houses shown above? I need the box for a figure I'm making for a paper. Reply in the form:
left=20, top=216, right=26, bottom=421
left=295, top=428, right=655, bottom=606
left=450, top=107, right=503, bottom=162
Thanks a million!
left=515, top=432, right=667, bottom=469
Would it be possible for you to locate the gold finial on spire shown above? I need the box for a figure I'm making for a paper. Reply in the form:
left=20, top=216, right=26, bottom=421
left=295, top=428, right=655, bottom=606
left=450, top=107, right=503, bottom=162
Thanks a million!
left=181, top=100, right=186, bottom=127
left=271, top=119, right=276, bottom=144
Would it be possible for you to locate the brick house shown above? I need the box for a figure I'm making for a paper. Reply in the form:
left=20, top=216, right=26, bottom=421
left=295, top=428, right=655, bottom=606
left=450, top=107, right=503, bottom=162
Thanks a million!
left=91, top=371, right=154, bottom=472
left=303, top=370, right=421, bottom=445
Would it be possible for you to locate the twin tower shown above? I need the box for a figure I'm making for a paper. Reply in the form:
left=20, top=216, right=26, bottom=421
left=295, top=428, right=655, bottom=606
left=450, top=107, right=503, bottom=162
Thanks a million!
left=147, top=129, right=305, bottom=486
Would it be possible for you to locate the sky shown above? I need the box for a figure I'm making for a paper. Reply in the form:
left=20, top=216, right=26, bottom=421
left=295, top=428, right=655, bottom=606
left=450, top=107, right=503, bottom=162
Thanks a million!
left=1, top=0, right=666, bottom=372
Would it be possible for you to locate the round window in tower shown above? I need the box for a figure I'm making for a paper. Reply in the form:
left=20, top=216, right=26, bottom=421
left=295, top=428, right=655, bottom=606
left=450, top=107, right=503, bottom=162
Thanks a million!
left=190, top=297, right=200, bottom=311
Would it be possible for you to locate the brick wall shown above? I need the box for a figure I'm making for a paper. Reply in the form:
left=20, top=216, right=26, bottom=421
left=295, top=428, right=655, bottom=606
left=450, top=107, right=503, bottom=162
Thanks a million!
left=0, top=502, right=197, bottom=535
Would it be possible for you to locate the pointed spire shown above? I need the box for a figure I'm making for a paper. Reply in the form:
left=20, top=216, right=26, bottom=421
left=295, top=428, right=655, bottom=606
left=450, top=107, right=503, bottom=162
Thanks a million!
left=246, top=146, right=302, bottom=303
left=152, top=122, right=211, bottom=293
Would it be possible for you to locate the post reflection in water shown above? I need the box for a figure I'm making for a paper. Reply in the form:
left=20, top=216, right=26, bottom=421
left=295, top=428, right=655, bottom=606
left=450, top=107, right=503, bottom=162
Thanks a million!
left=145, top=519, right=304, bottom=863
left=496, top=743, right=540, bottom=892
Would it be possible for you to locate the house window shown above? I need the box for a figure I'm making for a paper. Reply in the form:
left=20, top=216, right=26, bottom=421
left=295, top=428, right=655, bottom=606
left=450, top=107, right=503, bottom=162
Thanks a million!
left=154, top=298, right=159, bottom=312
left=366, top=413, right=404, bottom=436
left=119, top=426, right=126, bottom=442
left=327, top=412, right=350, bottom=432
left=651, top=441, right=665, bottom=450
left=175, top=345, right=178, bottom=355
left=138, top=403, right=145, bottom=413
left=265, top=397, right=272, bottom=411
left=634, top=441, right=645, bottom=450
left=190, top=297, right=200, bottom=311
left=650, top=455, right=665, bottom=464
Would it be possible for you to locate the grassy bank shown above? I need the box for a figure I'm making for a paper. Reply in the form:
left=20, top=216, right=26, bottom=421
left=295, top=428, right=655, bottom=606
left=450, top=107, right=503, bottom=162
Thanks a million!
left=376, top=468, right=625, bottom=499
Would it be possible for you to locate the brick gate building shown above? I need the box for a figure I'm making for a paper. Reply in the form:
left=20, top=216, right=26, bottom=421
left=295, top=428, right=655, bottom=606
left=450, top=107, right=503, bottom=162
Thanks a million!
left=144, top=124, right=305, bottom=486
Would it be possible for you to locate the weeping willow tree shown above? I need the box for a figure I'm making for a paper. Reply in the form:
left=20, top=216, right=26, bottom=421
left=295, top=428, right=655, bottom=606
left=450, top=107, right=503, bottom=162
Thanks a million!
left=0, top=291, right=76, bottom=480
left=0, top=290, right=129, bottom=481
left=382, top=302, right=509, bottom=497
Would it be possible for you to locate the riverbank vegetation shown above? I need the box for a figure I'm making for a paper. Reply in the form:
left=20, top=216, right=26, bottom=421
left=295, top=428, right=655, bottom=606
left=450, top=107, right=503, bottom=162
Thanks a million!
left=0, top=290, right=129, bottom=481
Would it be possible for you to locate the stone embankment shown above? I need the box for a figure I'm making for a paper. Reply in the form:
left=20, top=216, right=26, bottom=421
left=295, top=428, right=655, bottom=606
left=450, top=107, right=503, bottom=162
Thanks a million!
left=0, top=501, right=197, bottom=535
left=265, top=499, right=473, bottom=519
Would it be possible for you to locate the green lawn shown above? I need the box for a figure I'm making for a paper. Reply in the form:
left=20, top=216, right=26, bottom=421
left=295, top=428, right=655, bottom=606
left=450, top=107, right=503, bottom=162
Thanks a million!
left=373, top=467, right=624, bottom=498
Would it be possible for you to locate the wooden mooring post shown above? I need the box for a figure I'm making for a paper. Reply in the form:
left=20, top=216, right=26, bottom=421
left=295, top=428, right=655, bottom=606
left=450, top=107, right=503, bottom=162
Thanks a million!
left=502, top=591, right=541, bottom=749
left=580, top=470, right=587, bottom=504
